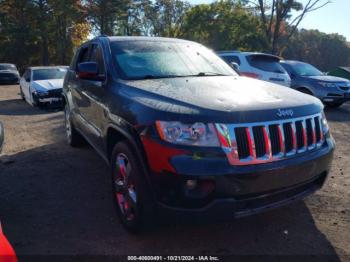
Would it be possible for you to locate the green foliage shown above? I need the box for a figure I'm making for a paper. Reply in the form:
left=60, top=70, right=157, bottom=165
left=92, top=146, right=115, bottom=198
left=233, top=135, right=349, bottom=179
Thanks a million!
left=0, top=0, right=89, bottom=70
left=180, top=1, right=268, bottom=51
left=283, top=29, right=350, bottom=71
left=0, top=0, right=348, bottom=71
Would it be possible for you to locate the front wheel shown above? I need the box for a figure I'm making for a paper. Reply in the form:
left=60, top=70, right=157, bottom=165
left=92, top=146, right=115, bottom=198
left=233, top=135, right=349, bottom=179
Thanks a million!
left=111, top=141, right=155, bottom=233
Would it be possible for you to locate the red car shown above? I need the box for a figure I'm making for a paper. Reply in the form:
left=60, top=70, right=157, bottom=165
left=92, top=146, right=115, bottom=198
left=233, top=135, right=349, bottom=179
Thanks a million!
left=0, top=123, right=17, bottom=262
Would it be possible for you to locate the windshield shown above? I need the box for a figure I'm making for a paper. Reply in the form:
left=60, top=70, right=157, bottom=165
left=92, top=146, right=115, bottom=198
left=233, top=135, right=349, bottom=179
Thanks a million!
left=0, top=64, right=17, bottom=70
left=33, top=68, right=67, bottom=81
left=291, top=63, right=323, bottom=76
left=110, top=40, right=236, bottom=80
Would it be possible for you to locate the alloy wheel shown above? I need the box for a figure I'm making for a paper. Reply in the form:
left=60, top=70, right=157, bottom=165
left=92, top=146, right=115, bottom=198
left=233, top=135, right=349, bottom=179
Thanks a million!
left=114, top=153, right=137, bottom=222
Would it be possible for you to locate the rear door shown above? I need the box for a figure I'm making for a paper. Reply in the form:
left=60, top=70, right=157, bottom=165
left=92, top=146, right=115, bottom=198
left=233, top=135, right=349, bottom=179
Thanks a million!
left=246, top=54, right=291, bottom=87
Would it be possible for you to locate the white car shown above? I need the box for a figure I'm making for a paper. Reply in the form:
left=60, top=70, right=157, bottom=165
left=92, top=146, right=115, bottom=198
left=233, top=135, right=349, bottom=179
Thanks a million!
left=19, top=66, right=68, bottom=107
left=217, top=51, right=291, bottom=87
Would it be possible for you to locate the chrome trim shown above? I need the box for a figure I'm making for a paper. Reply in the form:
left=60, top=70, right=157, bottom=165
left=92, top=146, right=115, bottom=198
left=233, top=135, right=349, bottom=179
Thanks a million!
left=215, top=113, right=324, bottom=166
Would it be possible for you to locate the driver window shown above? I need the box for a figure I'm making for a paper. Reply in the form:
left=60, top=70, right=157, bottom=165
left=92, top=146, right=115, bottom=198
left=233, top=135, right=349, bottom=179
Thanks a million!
left=90, top=44, right=106, bottom=76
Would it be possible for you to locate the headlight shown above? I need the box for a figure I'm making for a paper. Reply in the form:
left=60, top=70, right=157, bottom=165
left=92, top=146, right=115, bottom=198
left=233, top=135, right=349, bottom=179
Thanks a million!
left=321, top=111, right=329, bottom=134
left=156, top=121, right=220, bottom=147
left=318, top=82, right=337, bottom=88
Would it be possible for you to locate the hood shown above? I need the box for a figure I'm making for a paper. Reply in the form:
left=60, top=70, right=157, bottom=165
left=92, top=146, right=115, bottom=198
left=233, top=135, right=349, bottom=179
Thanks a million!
left=305, top=75, right=350, bottom=83
left=31, top=79, right=64, bottom=92
left=118, top=76, right=323, bottom=123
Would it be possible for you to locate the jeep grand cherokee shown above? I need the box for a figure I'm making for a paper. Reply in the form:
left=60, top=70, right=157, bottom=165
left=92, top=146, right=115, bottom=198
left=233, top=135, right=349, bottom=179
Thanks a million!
left=63, top=36, right=335, bottom=232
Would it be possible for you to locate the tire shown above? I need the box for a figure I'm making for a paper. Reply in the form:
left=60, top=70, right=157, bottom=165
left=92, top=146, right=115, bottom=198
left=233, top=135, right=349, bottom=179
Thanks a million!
left=64, top=103, right=86, bottom=147
left=19, top=86, right=25, bottom=100
left=325, top=101, right=344, bottom=108
left=111, top=141, right=155, bottom=233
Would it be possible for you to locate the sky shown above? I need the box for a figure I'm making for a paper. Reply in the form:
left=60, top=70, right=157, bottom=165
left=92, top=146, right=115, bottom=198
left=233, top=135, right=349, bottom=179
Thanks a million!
left=187, top=0, right=350, bottom=41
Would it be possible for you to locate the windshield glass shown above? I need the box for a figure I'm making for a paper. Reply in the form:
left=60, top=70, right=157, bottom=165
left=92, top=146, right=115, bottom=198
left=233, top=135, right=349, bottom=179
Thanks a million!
left=0, top=64, right=17, bottom=70
left=110, top=40, right=236, bottom=80
left=33, top=68, right=67, bottom=81
left=292, top=63, right=323, bottom=76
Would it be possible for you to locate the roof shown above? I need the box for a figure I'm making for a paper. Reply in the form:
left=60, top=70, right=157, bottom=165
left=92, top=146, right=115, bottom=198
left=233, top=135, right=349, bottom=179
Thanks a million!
left=280, top=60, right=307, bottom=65
left=0, top=63, right=16, bottom=66
left=218, top=51, right=281, bottom=59
left=104, top=36, right=194, bottom=44
left=28, top=66, right=69, bottom=70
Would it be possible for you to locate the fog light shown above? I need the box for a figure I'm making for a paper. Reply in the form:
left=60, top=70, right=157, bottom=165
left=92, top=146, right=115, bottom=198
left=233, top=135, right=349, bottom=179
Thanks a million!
left=186, top=179, right=197, bottom=190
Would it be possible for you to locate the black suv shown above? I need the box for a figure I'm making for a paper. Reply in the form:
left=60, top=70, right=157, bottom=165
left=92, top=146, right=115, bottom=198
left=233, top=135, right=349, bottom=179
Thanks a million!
left=63, top=36, right=335, bottom=232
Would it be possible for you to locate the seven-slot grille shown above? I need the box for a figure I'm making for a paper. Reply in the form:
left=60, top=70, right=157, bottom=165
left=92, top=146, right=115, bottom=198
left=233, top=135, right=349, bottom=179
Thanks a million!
left=216, top=113, right=324, bottom=166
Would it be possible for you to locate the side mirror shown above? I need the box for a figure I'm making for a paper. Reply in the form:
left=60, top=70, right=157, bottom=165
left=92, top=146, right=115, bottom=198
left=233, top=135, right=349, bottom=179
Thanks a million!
left=77, top=62, right=101, bottom=81
left=0, top=122, right=4, bottom=153
left=230, top=62, right=240, bottom=72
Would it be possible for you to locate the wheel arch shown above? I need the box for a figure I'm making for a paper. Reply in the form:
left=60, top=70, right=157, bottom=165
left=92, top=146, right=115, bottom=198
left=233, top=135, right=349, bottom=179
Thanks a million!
left=105, top=124, right=153, bottom=191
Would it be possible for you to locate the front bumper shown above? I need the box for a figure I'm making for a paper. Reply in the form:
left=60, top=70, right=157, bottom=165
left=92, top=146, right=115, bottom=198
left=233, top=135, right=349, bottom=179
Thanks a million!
left=142, top=135, right=335, bottom=219
left=0, top=76, right=19, bottom=84
left=33, top=89, right=63, bottom=107
left=316, top=85, right=350, bottom=103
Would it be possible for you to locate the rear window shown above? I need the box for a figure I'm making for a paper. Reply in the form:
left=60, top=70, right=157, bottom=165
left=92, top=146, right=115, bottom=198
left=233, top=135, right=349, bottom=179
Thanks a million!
left=0, top=64, right=17, bottom=70
left=247, top=55, right=285, bottom=74
left=221, top=55, right=241, bottom=65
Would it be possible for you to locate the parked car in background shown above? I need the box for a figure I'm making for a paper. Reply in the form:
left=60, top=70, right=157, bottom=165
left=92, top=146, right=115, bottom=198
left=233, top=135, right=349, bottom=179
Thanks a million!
left=63, top=36, right=334, bottom=232
left=217, top=51, right=291, bottom=87
left=0, top=64, right=19, bottom=85
left=328, top=67, right=350, bottom=81
left=280, top=60, right=350, bottom=108
left=19, top=66, right=68, bottom=108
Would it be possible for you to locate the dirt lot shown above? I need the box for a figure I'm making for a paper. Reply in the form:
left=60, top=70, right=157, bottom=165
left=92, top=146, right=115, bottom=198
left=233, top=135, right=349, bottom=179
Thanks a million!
left=0, top=84, right=349, bottom=260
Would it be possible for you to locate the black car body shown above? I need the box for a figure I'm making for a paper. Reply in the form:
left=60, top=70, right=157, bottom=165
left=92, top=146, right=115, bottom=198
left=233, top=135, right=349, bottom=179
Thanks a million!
left=0, top=64, right=19, bottom=84
left=281, top=60, right=350, bottom=108
left=63, top=36, right=335, bottom=231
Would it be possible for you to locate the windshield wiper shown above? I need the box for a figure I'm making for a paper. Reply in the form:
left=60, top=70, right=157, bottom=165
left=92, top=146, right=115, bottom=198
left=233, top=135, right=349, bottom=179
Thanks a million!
left=195, top=72, right=228, bottom=76
left=139, top=72, right=228, bottom=80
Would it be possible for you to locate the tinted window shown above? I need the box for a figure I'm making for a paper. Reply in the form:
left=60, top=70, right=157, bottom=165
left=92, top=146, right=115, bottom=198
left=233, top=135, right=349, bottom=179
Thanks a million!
left=77, top=47, right=90, bottom=64
left=90, top=44, right=106, bottom=75
left=221, top=55, right=241, bottom=65
left=110, top=41, right=236, bottom=80
left=247, top=55, right=285, bottom=73
left=32, top=68, right=67, bottom=81
left=289, top=62, right=322, bottom=77
left=0, top=64, right=17, bottom=70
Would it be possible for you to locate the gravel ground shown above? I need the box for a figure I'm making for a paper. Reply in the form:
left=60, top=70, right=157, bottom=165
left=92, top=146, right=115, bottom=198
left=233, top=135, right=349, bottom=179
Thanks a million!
left=0, top=84, right=349, bottom=260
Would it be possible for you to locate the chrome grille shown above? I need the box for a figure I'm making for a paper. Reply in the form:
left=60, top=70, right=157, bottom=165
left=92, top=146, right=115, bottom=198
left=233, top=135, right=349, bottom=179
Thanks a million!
left=216, top=113, right=324, bottom=166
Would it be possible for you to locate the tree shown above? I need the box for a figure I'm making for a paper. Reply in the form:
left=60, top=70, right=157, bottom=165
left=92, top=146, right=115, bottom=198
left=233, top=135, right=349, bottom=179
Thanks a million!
left=180, top=1, right=268, bottom=51
left=0, top=0, right=40, bottom=70
left=85, top=0, right=130, bottom=35
left=248, top=0, right=330, bottom=54
left=151, top=0, right=190, bottom=37
left=283, top=29, right=350, bottom=71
